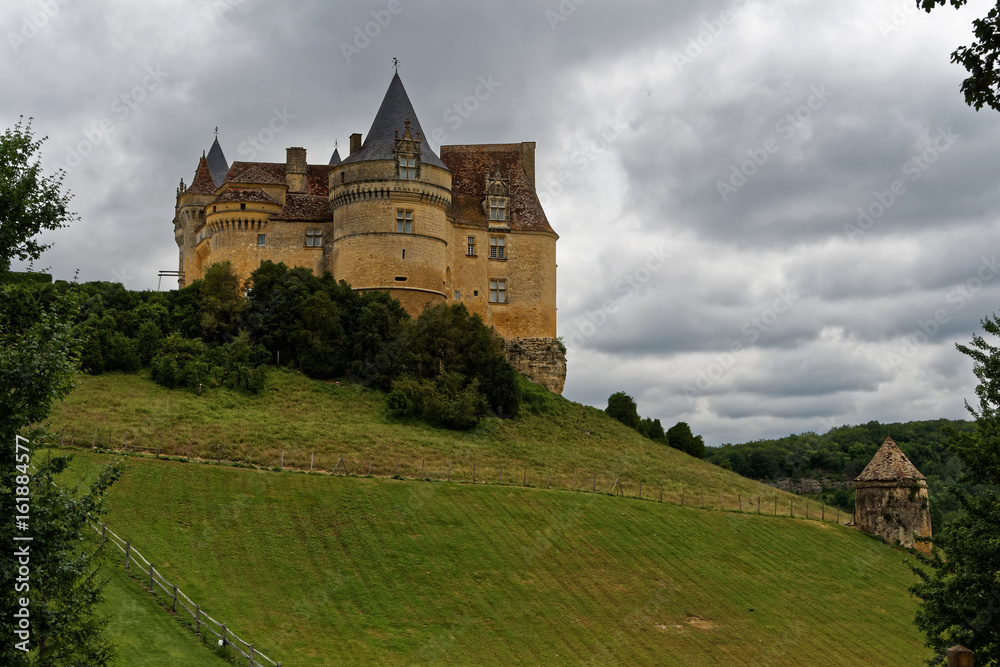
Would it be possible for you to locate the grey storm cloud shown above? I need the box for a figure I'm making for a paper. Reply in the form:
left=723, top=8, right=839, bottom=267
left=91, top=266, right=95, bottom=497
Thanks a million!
left=2, top=0, right=997, bottom=444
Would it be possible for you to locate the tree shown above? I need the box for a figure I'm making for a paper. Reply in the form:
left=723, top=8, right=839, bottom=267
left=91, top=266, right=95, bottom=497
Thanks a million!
left=1, top=121, right=120, bottom=665
left=920, top=1, right=1000, bottom=112
left=0, top=118, right=76, bottom=273
left=666, top=421, right=705, bottom=458
left=605, top=391, right=640, bottom=429
left=911, top=314, right=1000, bottom=665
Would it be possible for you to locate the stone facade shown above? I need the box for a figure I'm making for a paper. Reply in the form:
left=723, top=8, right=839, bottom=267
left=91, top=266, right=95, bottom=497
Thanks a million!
left=854, top=437, right=932, bottom=554
left=172, top=73, right=564, bottom=392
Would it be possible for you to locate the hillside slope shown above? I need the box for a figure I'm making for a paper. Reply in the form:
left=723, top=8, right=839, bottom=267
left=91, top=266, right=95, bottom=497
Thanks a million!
left=67, top=450, right=928, bottom=666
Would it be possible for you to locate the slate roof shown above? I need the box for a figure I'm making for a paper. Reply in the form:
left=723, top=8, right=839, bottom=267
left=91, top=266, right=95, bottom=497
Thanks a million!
left=342, top=73, right=447, bottom=169
left=441, top=144, right=555, bottom=235
left=212, top=187, right=279, bottom=206
left=855, top=437, right=926, bottom=482
left=329, top=147, right=342, bottom=166
left=184, top=156, right=218, bottom=195
left=207, top=137, right=229, bottom=187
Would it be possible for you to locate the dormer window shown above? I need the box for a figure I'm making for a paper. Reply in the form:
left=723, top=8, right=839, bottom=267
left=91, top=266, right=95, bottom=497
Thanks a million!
left=399, top=157, right=416, bottom=180
left=489, top=198, right=507, bottom=222
left=394, top=117, right=422, bottom=181
left=484, top=167, right=511, bottom=225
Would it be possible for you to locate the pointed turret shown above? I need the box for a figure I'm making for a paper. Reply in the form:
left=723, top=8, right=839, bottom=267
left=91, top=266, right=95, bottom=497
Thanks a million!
left=329, top=147, right=342, bottom=166
left=854, top=436, right=932, bottom=553
left=184, top=155, right=218, bottom=194
left=207, top=137, right=229, bottom=187
left=342, top=72, right=447, bottom=169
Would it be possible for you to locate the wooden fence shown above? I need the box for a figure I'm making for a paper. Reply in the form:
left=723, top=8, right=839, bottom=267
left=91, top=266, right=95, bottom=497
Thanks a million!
left=59, top=425, right=852, bottom=524
left=92, top=522, right=280, bottom=667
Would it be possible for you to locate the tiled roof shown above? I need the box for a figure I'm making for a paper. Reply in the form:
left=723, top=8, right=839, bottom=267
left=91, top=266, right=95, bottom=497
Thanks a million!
left=342, top=72, right=447, bottom=169
left=855, top=437, right=926, bottom=482
left=441, top=144, right=555, bottom=235
left=272, top=194, right=332, bottom=221
left=207, top=137, right=229, bottom=187
left=224, top=162, right=287, bottom=185
left=212, top=187, right=279, bottom=205
left=306, top=164, right=334, bottom=196
left=184, top=156, right=218, bottom=195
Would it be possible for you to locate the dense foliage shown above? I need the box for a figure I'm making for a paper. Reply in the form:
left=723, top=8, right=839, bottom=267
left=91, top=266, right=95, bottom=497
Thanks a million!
left=911, top=315, right=1000, bottom=666
left=604, top=391, right=705, bottom=458
left=920, top=0, right=1000, bottom=112
left=34, top=260, right=521, bottom=430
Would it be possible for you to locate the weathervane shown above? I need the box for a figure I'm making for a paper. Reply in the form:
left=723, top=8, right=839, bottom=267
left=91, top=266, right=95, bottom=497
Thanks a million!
left=392, top=57, right=400, bottom=73
left=214, top=126, right=219, bottom=137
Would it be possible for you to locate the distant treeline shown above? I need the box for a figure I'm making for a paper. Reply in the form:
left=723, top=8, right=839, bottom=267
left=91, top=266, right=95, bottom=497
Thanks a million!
left=705, top=419, right=977, bottom=526
left=604, top=390, right=705, bottom=458
left=0, top=261, right=522, bottom=430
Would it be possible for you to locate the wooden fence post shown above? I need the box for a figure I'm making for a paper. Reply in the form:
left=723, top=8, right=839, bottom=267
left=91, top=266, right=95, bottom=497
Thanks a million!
left=149, top=563, right=154, bottom=590
left=158, top=434, right=163, bottom=458
left=101, top=523, right=107, bottom=546
left=222, top=623, right=227, bottom=646
left=249, top=445, right=253, bottom=466
left=738, top=494, right=742, bottom=512
left=546, top=467, right=550, bottom=489
left=701, top=489, right=704, bottom=508
left=447, top=462, right=451, bottom=482
left=250, top=644, right=256, bottom=666
left=822, top=504, right=825, bottom=521
left=523, top=466, right=527, bottom=487
left=280, top=450, right=284, bottom=471
left=472, top=461, right=476, bottom=483
left=774, top=497, right=777, bottom=516
left=60, top=425, right=65, bottom=446
left=70, top=426, right=75, bottom=447
left=946, top=644, right=974, bottom=667
left=499, top=465, right=503, bottom=484
left=571, top=470, right=575, bottom=490
left=108, top=428, right=112, bottom=449
left=217, top=444, right=221, bottom=465
left=638, top=480, right=642, bottom=498
left=311, top=453, right=315, bottom=473
left=758, top=496, right=761, bottom=515
left=837, top=508, right=840, bottom=523
left=720, top=494, right=725, bottom=511
left=124, top=542, right=131, bottom=570
left=422, top=458, right=425, bottom=477
left=806, top=502, right=809, bottom=519
left=92, top=427, right=97, bottom=447
left=172, top=584, right=178, bottom=613
left=593, top=473, right=597, bottom=492
left=195, top=606, right=201, bottom=634
left=791, top=499, right=794, bottom=518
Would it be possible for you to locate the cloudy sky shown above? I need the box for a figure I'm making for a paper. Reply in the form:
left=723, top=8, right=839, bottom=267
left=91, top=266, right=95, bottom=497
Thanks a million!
left=4, top=0, right=998, bottom=445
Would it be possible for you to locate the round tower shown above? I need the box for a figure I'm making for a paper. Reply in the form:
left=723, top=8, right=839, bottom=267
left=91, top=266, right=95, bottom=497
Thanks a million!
left=328, top=73, right=452, bottom=316
left=854, top=436, right=932, bottom=554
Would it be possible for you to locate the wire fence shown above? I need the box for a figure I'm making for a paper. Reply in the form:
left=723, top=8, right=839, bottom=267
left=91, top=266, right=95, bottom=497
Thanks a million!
left=56, top=425, right=852, bottom=523
left=92, top=521, right=280, bottom=667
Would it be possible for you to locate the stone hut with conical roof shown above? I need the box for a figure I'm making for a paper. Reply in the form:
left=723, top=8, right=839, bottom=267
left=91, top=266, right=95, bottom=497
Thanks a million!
left=172, top=73, right=565, bottom=393
left=854, top=437, right=932, bottom=554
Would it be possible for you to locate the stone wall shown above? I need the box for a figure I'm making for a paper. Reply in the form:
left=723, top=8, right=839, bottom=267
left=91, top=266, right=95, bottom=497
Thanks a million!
left=855, top=479, right=932, bottom=554
left=504, top=337, right=566, bottom=394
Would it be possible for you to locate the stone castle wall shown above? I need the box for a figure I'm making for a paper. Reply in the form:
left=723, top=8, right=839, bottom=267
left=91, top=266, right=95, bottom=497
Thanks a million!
left=855, top=480, right=932, bottom=554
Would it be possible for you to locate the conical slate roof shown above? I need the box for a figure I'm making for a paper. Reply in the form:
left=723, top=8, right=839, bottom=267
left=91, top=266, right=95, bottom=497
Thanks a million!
left=184, top=156, right=218, bottom=195
left=342, top=73, right=447, bottom=169
left=855, top=437, right=926, bottom=482
left=329, top=147, right=342, bottom=166
left=207, top=137, right=229, bottom=187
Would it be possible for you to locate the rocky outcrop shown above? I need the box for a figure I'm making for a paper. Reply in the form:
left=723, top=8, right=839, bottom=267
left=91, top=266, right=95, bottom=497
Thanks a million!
left=504, top=337, right=566, bottom=394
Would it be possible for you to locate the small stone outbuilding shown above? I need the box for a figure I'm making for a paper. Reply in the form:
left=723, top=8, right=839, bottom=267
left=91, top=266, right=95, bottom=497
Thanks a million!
left=854, top=436, right=932, bottom=554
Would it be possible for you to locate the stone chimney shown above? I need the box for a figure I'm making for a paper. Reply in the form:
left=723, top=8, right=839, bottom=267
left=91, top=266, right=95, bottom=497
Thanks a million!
left=285, top=147, right=307, bottom=193
left=350, top=133, right=362, bottom=155
left=521, top=142, right=536, bottom=188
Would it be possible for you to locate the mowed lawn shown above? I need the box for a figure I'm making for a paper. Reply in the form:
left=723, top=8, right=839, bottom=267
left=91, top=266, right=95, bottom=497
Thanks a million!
left=65, top=450, right=929, bottom=666
left=48, top=370, right=814, bottom=515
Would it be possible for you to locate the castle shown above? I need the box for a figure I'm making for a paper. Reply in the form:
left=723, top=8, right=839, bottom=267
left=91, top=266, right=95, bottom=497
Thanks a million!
left=172, top=73, right=566, bottom=393
left=854, top=436, right=932, bottom=554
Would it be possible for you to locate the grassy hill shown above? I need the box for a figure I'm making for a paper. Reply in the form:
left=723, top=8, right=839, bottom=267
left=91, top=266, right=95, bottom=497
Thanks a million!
left=48, top=369, right=826, bottom=515
left=63, top=449, right=928, bottom=665
left=44, top=371, right=932, bottom=664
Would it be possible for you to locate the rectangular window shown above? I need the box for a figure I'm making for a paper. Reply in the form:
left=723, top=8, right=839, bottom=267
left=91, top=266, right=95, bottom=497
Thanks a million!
left=398, top=157, right=416, bottom=180
left=257, top=234, right=266, bottom=247
left=454, top=290, right=460, bottom=300
left=305, top=229, right=323, bottom=247
left=396, top=210, right=413, bottom=233
left=489, top=236, right=506, bottom=259
left=489, top=198, right=506, bottom=221
left=467, top=236, right=476, bottom=256
left=489, top=278, right=507, bottom=304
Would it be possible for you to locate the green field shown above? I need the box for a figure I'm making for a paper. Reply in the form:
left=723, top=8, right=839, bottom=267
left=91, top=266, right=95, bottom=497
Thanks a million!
left=63, top=449, right=928, bottom=666
left=47, top=370, right=820, bottom=516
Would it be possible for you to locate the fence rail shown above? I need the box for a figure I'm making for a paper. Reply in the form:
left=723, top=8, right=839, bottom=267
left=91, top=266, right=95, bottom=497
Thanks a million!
left=93, top=522, right=280, bottom=667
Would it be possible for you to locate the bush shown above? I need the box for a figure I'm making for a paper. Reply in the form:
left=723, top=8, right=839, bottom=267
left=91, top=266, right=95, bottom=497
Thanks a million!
left=105, top=332, right=140, bottom=373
